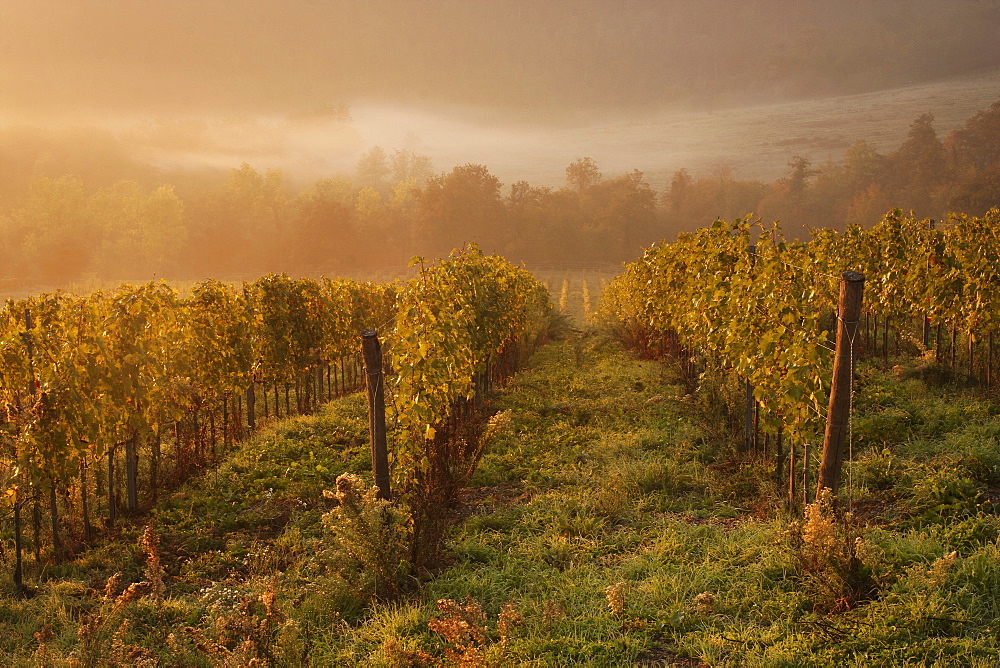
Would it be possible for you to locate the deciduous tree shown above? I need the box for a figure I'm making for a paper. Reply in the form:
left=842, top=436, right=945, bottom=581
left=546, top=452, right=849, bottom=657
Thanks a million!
left=566, top=157, right=602, bottom=193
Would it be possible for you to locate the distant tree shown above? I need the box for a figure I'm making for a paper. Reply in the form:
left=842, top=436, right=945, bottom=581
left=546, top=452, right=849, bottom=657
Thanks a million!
left=782, top=155, right=818, bottom=201
left=505, top=180, right=561, bottom=263
left=183, top=163, right=291, bottom=275
left=948, top=99, right=1000, bottom=171
left=708, top=163, right=738, bottom=219
left=945, top=98, right=1000, bottom=214
left=227, top=163, right=291, bottom=271
left=807, top=160, right=851, bottom=230
left=384, top=179, right=422, bottom=264
left=891, top=113, right=946, bottom=214
left=842, top=140, right=886, bottom=192
left=666, top=168, right=693, bottom=215
left=355, top=186, right=384, bottom=229
left=584, top=169, right=658, bottom=260
left=414, top=164, right=504, bottom=257
left=142, top=185, right=187, bottom=274
left=291, top=177, right=357, bottom=271
left=357, top=146, right=391, bottom=192
left=389, top=149, right=433, bottom=186
left=566, top=157, right=602, bottom=192
left=948, top=170, right=1000, bottom=216
left=13, top=175, right=95, bottom=283
left=507, top=180, right=537, bottom=210
left=389, top=178, right=421, bottom=217
left=550, top=188, right=594, bottom=261
left=845, top=183, right=894, bottom=227
left=709, top=163, right=734, bottom=183
left=89, top=180, right=187, bottom=278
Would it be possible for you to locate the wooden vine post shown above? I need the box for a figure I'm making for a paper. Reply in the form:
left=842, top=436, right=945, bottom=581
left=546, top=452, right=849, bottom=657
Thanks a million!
left=361, top=329, right=391, bottom=501
left=922, top=219, right=935, bottom=349
left=125, top=433, right=139, bottom=513
left=816, top=271, right=865, bottom=500
left=108, top=442, right=116, bottom=527
left=243, top=284, right=257, bottom=431
left=13, top=308, right=34, bottom=581
left=744, top=244, right=758, bottom=452
left=13, top=488, right=25, bottom=594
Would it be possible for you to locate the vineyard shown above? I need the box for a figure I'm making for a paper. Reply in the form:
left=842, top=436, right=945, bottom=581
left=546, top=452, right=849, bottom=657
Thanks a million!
left=2, top=212, right=1000, bottom=664
left=600, top=209, right=1000, bottom=499
left=535, top=265, right=618, bottom=327
left=0, top=246, right=549, bottom=594
left=0, top=275, right=393, bottom=586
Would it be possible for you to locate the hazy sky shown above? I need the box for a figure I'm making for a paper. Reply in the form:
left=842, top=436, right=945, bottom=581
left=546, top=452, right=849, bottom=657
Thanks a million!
left=2, top=0, right=999, bottom=188
left=3, top=0, right=999, bottom=121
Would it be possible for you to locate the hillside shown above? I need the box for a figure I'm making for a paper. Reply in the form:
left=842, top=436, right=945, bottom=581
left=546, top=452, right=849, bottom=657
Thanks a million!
left=354, top=68, right=1000, bottom=192
left=3, top=323, right=1000, bottom=665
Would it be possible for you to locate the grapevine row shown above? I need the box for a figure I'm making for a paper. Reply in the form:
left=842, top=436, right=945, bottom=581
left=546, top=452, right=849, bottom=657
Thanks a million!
left=385, top=245, right=551, bottom=565
left=599, top=207, right=1000, bottom=450
left=0, top=275, right=395, bottom=568
left=811, top=209, right=1000, bottom=371
left=0, top=246, right=551, bottom=583
left=390, top=245, right=551, bottom=495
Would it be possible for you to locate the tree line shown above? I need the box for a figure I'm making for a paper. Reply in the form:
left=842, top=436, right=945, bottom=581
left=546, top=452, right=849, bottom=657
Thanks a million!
left=665, top=100, right=1000, bottom=238
left=1, top=99, right=998, bottom=288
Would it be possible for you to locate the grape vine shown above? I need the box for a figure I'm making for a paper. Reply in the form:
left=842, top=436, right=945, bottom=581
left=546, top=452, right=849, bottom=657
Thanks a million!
left=599, top=207, right=1000, bottom=452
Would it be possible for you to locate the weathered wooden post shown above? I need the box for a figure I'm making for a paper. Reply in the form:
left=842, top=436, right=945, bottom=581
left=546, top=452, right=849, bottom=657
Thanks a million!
left=802, top=442, right=811, bottom=505
left=125, top=433, right=139, bottom=513
left=246, top=384, right=256, bottom=430
left=744, top=244, right=757, bottom=452
left=243, top=284, right=257, bottom=431
left=361, top=330, right=391, bottom=501
left=787, top=444, right=796, bottom=506
left=816, top=271, right=865, bottom=500
left=108, top=442, right=116, bottom=527
left=13, top=492, right=25, bottom=595
left=922, top=219, right=935, bottom=349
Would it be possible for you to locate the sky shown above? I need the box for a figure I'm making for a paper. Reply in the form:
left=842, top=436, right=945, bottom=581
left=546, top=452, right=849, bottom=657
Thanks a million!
left=1, top=0, right=999, bottom=186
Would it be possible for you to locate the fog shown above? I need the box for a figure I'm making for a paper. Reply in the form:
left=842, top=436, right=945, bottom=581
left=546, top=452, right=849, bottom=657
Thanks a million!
left=4, top=0, right=1000, bottom=118
left=3, top=0, right=1000, bottom=186
left=2, top=0, right=1000, bottom=286
left=49, top=69, right=991, bottom=196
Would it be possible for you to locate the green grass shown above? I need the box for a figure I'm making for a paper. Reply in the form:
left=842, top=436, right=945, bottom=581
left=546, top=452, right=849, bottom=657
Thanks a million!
left=4, top=334, right=1000, bottom=665
left=0, top=395, right=374, bottom=665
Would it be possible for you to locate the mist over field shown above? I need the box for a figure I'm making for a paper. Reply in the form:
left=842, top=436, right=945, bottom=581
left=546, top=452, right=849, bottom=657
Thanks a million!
left=1, top=0, right=999, bottom=288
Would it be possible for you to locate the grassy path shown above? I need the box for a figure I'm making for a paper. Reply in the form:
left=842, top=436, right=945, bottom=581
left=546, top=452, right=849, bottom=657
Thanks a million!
left=315, top=334, right=778, bottom=665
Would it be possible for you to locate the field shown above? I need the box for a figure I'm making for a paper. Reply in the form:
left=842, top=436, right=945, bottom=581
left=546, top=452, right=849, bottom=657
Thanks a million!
left=574, top=68, right=1000, bottom=189
left=348, top=69, right=1000, bottom=191
left=35, top=69, right=999, bottom=195
left=4, top=212, right=1000, bottom=664
left=3, top=274, right=1000, bottom=663
left=532, top=266, right=618, bottom=327
left=5, top=7, right=1000, bottom=663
